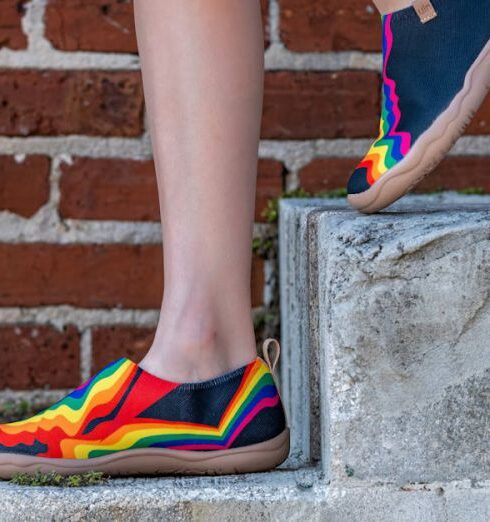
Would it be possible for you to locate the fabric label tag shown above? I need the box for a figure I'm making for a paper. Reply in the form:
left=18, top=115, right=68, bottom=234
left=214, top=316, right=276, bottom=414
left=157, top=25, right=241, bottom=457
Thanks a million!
left=413, top=0, right=438, bottom=23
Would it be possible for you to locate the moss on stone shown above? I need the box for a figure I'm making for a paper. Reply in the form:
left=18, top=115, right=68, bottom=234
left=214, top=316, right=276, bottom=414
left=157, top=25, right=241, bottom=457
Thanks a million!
left=0, top=400, right=38, bottom=423
left=457, top=187, right=485, bottom=195
left=10, top=471, right=107, bottom=488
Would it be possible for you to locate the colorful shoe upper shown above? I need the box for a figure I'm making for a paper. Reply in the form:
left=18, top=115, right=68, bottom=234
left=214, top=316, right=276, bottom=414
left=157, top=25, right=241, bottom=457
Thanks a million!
left=0, top=358, right=286, bottom=459
left=347, top=0, right=490, bottom=195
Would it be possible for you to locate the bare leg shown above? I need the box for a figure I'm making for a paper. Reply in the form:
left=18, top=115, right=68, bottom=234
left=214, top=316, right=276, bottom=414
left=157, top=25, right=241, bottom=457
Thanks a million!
left=134, top=0, right=264, bottom=382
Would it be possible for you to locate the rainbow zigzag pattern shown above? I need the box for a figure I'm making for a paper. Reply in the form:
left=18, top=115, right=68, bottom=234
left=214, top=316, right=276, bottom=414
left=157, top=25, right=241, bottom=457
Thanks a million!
left=357, top=13, right=412, bottom=185
left=0, top=358, right=281, bottom=459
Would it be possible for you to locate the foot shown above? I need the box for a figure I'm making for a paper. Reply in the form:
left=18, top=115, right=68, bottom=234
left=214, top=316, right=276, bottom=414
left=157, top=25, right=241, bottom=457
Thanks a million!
left=347, top=0, right=490, bottom=213
left=0, top=341, right=289, bottom=478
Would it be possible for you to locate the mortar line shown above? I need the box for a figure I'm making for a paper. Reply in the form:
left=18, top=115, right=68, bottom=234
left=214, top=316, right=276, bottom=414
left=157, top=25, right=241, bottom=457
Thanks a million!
left=79, top=329, right=93, bottom=382
left=0, top=48, right=383, bottom=73
left=0, top=305, right=267, bottom=329
left=0, top=217, right=274, bottom=244
left=268, top=0, right=281, bottom=45
left=0, top=136, right=487, bottom=161
left=0, top=135, right=152, bottom=159
left=263, top=259, right=276, bottom=308
left=0, top=389, right=70, bottom=404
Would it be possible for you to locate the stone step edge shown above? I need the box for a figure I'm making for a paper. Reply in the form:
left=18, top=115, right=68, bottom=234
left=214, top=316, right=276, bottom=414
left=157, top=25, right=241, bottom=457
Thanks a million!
left=0, top=470, right=489, bottom=521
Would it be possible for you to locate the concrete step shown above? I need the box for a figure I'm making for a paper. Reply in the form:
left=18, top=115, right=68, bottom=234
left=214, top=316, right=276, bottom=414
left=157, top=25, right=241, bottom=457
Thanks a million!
left=1, top=470, right=489, bottom=521
left=279, top=194, right=490, bottom=483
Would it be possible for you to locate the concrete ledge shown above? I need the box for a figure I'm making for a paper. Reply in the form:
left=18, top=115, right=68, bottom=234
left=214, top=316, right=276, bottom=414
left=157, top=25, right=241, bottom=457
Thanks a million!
left=279, top=198, right=349, bottom=467
left=1, top=471, right=489, bottom=521
left=279, top=194, right=490, bottom=480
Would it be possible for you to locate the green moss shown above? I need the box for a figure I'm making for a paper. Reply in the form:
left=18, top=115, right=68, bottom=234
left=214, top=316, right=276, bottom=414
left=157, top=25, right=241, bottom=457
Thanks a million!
left=252, top=236, right=274, bottom=258
left=253, top=311, right=276, bottom=331
left=0, top=400, right=38, bottom=423
left=10, top=471, right=107, bottom=488
left=261, top=188, right=312, bottom=223
left=261, top=187, right=349, bottom=224
left=457, top=187, right=485, bottom=195
left=418, top=187, right=486, bottom=196
left=316, top=187, right=348, bottom=199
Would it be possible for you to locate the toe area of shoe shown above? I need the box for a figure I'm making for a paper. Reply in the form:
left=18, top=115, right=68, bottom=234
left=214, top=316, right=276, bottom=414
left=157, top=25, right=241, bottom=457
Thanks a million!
left=347, top=166, right=371, bottom=195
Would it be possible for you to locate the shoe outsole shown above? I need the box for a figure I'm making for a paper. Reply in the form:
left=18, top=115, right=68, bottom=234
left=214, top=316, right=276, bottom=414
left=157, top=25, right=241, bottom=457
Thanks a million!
left=0, top=428, right=290, bottom=479
left=348, top=38, right=490, bottom=214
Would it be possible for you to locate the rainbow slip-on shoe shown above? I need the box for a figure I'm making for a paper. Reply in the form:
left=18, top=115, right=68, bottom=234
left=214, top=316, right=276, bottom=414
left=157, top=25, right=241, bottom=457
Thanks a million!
left=347, top=0, right=490, bottom=213
left=0, top=339, right=289, bottom=479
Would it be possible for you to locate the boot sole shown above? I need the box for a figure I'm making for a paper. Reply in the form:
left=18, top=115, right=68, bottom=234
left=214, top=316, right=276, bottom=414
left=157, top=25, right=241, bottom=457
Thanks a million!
left=0, top=428, right=290, bottom=479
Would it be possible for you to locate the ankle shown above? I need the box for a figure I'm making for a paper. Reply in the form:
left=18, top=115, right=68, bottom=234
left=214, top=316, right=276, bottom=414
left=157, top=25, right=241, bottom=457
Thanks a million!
left=140, top=324, right=257, bottom=383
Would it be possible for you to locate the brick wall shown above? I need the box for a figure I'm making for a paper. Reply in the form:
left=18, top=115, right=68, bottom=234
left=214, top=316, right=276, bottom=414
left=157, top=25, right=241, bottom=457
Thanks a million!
left=0, top=0, right=489, bottom=403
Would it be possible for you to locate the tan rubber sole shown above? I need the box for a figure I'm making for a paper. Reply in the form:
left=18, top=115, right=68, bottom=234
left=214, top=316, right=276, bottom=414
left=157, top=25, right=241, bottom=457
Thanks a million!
left=0, top=428, right=290, bottom=479
left=348, top=37, right=490, bottom=214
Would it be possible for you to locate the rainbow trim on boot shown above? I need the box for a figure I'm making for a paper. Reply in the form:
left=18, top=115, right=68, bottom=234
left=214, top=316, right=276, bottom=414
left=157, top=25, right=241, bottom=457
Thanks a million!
left=348, top=14, right=412, bottom=192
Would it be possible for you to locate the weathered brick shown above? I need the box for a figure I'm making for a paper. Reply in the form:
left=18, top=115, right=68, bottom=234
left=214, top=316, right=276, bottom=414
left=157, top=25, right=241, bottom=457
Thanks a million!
left=92, top=326, right=155, bottom=372
left=298, top=156, right=490, bottom=194
left=59, top=157, right=283, bottom=223
left=256, top=159, right=284, bottom=221
left=262, top=71, right=380, bottom=139
left=0, top=0, right=28, bottom=50
left=45, top=0, right=137, bottom=53
left=0, top=70, right=144, bottom=137
left=0, top=155, right=50, bottom=217
left=0, top=244, right=265, bottom=308
left=280, top=0, right=380, bottom=52
left=0, top=244, right=164, bottom=309
left=261, top=0, right=271, bottom=49
left=0, top=325, right=80, bottom=389
left=416, top=156, right=490, bottom=193
left=59, top=158, right=159, bottom=222
left=467, top=96, right=490, bottom=135
left=298, top=157, right=357, bottom=193
left=45, top=0, right=271, bottom=52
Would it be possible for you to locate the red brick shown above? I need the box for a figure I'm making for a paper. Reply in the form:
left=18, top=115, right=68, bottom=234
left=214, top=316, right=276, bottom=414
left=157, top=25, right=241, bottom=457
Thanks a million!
left=0, top=155, right=50, bottom=217
left=0, top=70, right=144, bottom=137
left=262, top=71, right=380, bottom=139
left=416, top=156, right=490, bottom=193
left=59, top=157, right=284, bottom=223
left=45, top=0, right=137, bottom=53
left=298, top=156, right=490, bottom=194
left=467, top=96, right=490, bottom=135
left=280, top=0, right=381, bottom=52
left=45, top=0, right=271, bottom=53
left=298, top=157, right=357, bottom=193
left=0, top=0, right=28, bottom=50
left=92, top=326, right=154, bottom=372
left=0, top=244, right=163, bottom=309
left=256, top=159, right=284, bottom=222
left=0, top=244, right=265, bottom=308
left=261, top=0, right=271, bottom=49
left=0, top=325, right=80, bottom=389
left=59, top=158, right=159, bottom=222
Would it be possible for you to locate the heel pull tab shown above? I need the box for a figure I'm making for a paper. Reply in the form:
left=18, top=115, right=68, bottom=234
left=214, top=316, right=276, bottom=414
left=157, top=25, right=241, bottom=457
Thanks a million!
left=262, top=338, right=281, bottom=374
left=373, top=0, right=437, bottom=22
left=413, top=0, right=437, bottom=23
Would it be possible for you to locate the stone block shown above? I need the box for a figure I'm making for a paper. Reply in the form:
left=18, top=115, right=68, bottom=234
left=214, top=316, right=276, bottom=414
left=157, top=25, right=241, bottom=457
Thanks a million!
left=279, top=194, right=490, bottom=482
